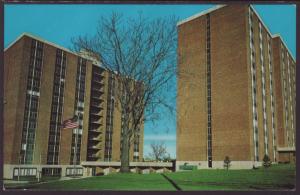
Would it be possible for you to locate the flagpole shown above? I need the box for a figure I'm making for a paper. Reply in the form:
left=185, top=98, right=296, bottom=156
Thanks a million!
left=74, top=127, right=78, bottom=176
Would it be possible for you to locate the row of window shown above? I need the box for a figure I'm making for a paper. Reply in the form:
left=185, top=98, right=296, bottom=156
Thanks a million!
left=55, top=53, right=67, bottom=67
left=259, top=22, right=269, bottom=156
left=281, top=47, right=290, bottom=145
left=13, top=167, right=83, bottom=177
left=42, top=168, right=61, bottom=176
left=47, top=155, right=59, bottom=164
left=21, top=143, right=34, bottom=151
left=71, top=59, right=86, bottom=166
left=53, top=85, right=65, bottom=95
left=22, top=132, right=35, bottom=141
left=20, top=40, right=44, bottom=164
left=66, top=168, right=83, bottom=176
left=286, top=54, right=294, bottom=146
left=134, top=137, right=140, bottom=154
left=13, top=168, right=37, bottom=176
left=267, top=37, right=277, bottom=161
left=249, top=8, right=259, bottom=162
left=24, top=96, right=39, bottom=110
left=47, top=49, right=67, bottom=165
left=47, top=145, right=60, bottom=152
left=50, top=113, right=62, bottom=124
left=206, top=14, right=212, bottom=167
left=30, top=42, right=43, bottom=60
left=29, top=58, right=43, bottom=71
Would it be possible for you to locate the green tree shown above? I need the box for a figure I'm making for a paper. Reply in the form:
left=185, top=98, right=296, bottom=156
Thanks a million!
left=223, top=156, right=231, bottom=170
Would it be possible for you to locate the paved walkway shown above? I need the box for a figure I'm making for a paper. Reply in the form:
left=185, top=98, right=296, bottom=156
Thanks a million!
left=3, top=180, right=29, bottom=184
left=161, top=174, right=181, bottom=191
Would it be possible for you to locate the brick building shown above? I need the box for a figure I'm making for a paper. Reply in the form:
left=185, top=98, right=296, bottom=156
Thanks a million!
left=4, top=33, right=144, bottom=179
left=176, top=5, right=296, bottom=169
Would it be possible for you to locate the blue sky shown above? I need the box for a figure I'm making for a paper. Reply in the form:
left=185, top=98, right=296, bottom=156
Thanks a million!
left=4, top=4, right=296, bottom=158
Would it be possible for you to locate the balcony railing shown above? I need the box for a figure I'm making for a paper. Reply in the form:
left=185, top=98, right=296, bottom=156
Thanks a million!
left=93, top=78, right=104, bottom=84
left=89, top=145, right=102, bottom=150
left=89, top=128, right=103, bottom=133
left=87, top=154, right=99, bottom=158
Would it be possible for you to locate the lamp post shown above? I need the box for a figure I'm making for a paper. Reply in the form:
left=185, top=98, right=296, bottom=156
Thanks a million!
left=73, top=141, right=76, bottom=177
left=18, top=155, right=21, bottom=181
left=37, top=154, right=42, bottom=182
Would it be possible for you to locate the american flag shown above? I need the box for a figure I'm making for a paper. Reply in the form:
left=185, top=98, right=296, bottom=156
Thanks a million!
left=61, top=115, right=79, bottom=129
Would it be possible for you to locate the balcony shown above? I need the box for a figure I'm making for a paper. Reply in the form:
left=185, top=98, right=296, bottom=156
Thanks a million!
left=89, top=128, right=103, bottom=133
left=89, top=123, right=102, bottom=130
left=88, top=145, right=102, bottom=150
left=91, top=91, right=104, bottom=99
left=87, top=154, right=99, bottom=158
left=94, top=71, right=105, bottom=77
left=91, top=101, right=104, bottom=108
left=91, top=118, right=103, bottom=125
left=90, top=106, right=103, bottom=113
left=93, top=77, right=104, bottom=84
left=90, top=109, right=103, bottom=115
left=90, top=114, right=102, bottom=121
left=92, top=87, right=104, bottom=93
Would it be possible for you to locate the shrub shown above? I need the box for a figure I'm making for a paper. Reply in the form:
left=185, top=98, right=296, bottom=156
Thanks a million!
left=223, top=156, right=231, bottom=170
left=263, top=154, right=272, bottom=168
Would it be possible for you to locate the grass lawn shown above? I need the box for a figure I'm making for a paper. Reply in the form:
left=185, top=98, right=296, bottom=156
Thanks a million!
left=165, top=164, right=296, bottom=190
left=4, top=173, right=176, bottom=191
left=4, top=164, right=295, bottom=191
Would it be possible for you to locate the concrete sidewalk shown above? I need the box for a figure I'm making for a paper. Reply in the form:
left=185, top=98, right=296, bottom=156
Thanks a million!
left=3, top=180, right=30, bottom=184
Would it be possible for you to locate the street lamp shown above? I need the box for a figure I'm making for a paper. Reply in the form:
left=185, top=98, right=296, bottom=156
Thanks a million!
left=18, top=155, right=21, bottom=181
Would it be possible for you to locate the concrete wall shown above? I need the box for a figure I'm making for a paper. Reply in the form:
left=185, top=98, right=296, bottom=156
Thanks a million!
left=177, top=8, right=208, bottom=162
left=4, top=36, right=31, bottom=164
left=272, top=37, right=296, bottom=150
left=177, top=5, right=253, bottom=163
left=176, top=160, right=261, bottom=171
left=3, top=164, right=84, bottom=180
left=176, top=5, right=296, bottom=165
left=210, top=5, right=251, bottom=161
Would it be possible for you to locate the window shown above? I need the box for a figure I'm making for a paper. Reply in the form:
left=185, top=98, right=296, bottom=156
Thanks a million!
left=13, top=168, right=37, bottom=176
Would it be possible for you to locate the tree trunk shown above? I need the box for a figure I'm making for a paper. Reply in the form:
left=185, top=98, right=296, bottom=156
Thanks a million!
left=120, top=134, right=130, bottom=173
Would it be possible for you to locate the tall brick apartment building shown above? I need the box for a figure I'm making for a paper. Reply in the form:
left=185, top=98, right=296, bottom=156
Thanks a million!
left=4, top=33, right=144, bottom=179
left=177, top=5, right=296, bottom=169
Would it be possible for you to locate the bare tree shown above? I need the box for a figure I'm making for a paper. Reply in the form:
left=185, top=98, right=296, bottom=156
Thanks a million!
left=72, top=12, right=177, bottom=172
left=148, top=141, right=170, bottom=162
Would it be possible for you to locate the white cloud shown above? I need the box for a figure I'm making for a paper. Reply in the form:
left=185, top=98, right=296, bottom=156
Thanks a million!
left=144, top=134, right=176, bottom=141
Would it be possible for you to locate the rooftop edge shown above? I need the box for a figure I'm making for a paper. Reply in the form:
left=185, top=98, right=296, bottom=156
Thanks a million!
left=177, top=5, right=226, bottom=26
left=4, top=32, right=105, bottom=67
left=177, top=4, right=295, bottom=61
